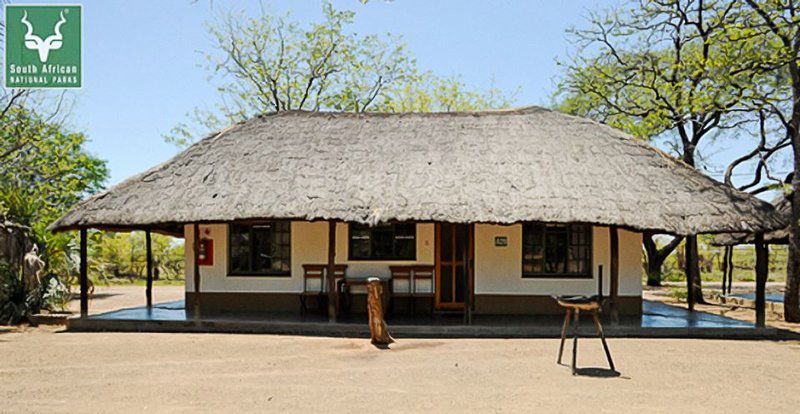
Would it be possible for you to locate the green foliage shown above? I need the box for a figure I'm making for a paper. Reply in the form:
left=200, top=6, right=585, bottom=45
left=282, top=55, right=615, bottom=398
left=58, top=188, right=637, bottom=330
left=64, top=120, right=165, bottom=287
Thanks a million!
left=91, top=232, right=184, bottom=284
left=559, top=1, right=795, bottom=288
left=379, top=74, right=517, bottom=113
left=555, top=0, right=771, bottom=161
left=1, top=106, right=108, bottom=284
left=167, top=1, right=517, bottom=147
left=659, top=236, right=788, bottom=284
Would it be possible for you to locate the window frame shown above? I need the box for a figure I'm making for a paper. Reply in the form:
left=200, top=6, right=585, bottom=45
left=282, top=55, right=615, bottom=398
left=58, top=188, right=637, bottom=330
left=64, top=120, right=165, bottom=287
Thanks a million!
left=521, top=223, right=593, bottom=279
left=227, top=221, right=292, bottom=277
left=347, top=223, right=417, bottom=261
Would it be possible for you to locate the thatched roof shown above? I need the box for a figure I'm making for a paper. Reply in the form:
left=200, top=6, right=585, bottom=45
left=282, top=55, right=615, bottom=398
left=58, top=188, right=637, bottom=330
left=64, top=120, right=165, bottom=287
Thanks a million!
left=712, top=194, right=790, bottom=246
left=50, top=106, right=785, bottom=236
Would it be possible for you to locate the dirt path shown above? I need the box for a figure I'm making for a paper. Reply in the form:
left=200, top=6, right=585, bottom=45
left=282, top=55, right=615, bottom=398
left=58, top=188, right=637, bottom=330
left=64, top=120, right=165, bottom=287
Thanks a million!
left=1, top=329, right=799, bottom=413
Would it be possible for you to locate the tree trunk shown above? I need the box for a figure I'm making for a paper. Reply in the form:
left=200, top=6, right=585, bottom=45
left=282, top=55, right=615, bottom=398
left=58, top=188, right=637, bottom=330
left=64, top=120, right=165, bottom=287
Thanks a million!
left=785, top=49, right=800, bottom=322
left=366, top=278, right=394, bottom=346
left=679, top=143, right=706, bottom=305
left=646, top=259, right=663, bottom=287
left=643, top=233, right=683, bottom=287
left=787, top=180, right=800, bottom=322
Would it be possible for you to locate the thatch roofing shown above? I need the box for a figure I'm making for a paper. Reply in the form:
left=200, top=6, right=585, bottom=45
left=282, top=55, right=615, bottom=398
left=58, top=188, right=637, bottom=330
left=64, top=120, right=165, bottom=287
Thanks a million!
left=712, top=194, right=790, bottom=246
left=50, top=106, right=785, bottom=236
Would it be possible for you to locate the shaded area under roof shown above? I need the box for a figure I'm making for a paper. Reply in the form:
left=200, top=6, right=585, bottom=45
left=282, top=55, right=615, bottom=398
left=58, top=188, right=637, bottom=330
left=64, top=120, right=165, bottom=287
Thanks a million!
left=50, top=107, right=785, bottom=236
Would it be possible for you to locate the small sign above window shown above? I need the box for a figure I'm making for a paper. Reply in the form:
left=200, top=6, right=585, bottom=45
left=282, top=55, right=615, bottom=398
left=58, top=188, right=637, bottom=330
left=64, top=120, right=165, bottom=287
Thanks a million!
left=494, top=236, right=508, bottom=247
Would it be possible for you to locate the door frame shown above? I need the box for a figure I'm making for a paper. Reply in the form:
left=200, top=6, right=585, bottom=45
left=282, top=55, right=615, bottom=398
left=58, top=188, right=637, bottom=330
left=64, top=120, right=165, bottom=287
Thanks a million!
left=434, top=223, right=474, bottom=310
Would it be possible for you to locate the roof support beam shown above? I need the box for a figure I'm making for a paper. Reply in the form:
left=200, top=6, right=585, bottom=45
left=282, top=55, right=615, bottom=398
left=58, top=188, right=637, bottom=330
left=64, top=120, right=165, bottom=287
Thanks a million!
left=684, top=235, right=700, bottom=311
left=193, top=223, right=201, bottom=317
left=79, top=228, right=88, bottom=318
left=463, top=223, right=474, bottom=325
left=755, top=233, right=768, bottom=328
left=327, top=221, right=338, bottom=323
left=609, top=226, right=619, bottom=324
left=145, top=229, right=153, bottom=308
left=726, top=247, right=734, bottom=295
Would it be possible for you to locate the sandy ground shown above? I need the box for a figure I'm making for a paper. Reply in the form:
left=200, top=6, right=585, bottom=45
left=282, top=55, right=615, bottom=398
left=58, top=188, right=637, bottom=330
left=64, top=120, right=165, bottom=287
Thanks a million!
left=66, top=285, right=185, bottom=315
left=2, top=284, right=798, bottom=412
left=0, top=329, right=799, bottom=413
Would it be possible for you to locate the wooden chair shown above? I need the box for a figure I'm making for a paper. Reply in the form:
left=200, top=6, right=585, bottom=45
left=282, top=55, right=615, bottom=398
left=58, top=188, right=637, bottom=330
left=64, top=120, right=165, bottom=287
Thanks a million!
left=301, top=264, right=348, bottom=315
left=330, top=264, right=348, bottom=313
left=389, top=265, right=435, bottom=316
left=411, top=265, right=435, bottom=315
left=554, top=295, right=615, bottom=375
left=301, top=265, right=326, bottom=315
left=389, top=266, right=413, bottom=315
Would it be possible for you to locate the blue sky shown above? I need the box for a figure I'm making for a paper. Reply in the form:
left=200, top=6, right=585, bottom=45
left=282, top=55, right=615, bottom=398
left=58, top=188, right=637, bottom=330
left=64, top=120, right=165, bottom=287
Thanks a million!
left=8, top=0, right=783, bottom=188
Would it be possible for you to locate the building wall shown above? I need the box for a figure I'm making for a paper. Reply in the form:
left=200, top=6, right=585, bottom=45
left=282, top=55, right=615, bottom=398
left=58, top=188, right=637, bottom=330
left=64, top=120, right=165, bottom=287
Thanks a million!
left=185, top=222, right=434, bottom=294
left=473, top=224, right=642, bottom=296
left=185, top=222, right=643, bottom=313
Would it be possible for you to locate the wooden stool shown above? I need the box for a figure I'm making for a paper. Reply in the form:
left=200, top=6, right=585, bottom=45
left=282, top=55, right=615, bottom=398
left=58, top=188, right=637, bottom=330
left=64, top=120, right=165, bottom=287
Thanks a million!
left=554, top=295, right=615, bottom=375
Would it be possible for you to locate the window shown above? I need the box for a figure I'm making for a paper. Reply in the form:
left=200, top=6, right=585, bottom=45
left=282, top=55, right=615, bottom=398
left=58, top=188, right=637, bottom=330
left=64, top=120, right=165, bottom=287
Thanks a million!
left=228, top=222, right=291, bottom=276
left=522, top=223, right=591, bottom=278
left=348, top=223, right=416, bottom=260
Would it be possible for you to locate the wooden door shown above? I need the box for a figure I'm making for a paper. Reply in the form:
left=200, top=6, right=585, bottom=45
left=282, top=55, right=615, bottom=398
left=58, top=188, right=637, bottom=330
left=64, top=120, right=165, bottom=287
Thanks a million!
left=435, top=223, right=473, bottom=310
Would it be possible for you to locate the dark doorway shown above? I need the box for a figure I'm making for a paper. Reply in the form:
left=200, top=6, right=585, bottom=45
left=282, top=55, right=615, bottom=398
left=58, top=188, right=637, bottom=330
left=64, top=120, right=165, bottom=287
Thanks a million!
left=435, top=223, right=473, bottom=310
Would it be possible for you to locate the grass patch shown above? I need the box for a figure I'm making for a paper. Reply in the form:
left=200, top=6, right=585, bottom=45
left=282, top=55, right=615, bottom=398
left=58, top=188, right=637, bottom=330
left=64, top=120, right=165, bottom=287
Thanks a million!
left=669, top=287, right=687, bottom=301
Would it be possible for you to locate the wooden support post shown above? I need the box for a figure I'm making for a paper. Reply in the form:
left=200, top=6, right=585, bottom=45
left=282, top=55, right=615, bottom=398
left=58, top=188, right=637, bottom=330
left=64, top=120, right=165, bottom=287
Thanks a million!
left=609, top=226, right=619, bottom=323
left=193, top=223, right=201, bottom=316
left=327, top=221, right=337, bottom=322
left=727, top=246, right=734, bottom=294
left=79, top=228, right=88, bottom=318
left=367, top=278, right=394, bottom=346
left=597, top=265, right=604, bottom=300
left=685, top=235, right=699, bottom=311
left=721, top=246, right=729, bottom=296
left=755, top=233, right=768, bottom=328
left=145, top=229, right=153, bottom=308
left=464, top=224, right=473, bottom=325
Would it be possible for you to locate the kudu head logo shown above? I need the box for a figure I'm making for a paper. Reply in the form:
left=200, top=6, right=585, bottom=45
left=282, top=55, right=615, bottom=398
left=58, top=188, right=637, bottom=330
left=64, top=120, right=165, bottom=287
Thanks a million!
left=20, top=10, right=67, bottom=63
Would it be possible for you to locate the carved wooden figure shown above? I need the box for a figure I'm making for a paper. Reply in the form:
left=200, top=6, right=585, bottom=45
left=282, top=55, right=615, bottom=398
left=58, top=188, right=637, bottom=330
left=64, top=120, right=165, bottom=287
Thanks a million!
left=23, top=244, right=45, bottom=294
left=366, top=277, right=394, bottom=346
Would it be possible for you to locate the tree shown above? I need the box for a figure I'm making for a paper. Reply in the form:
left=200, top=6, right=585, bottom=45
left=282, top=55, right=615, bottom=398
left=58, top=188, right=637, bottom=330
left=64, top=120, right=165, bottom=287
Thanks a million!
left=557, top=0, right=764, bottom=299
left=0, top=105, right=108, bottom=287
left=740, top=0, right=800, bottom=321
left=167, top=1, right=516, bottom=146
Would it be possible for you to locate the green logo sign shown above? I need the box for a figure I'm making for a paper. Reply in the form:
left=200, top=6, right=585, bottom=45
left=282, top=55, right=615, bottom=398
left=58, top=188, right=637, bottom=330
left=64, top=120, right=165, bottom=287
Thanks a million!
left=4, top=5, right=82, bottom=88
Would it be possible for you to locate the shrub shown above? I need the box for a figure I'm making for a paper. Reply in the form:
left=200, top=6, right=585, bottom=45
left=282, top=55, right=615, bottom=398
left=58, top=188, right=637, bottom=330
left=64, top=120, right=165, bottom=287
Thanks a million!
left=41, top=274, right=72, bottom=313
left=0, top=262, right=42, bottom=324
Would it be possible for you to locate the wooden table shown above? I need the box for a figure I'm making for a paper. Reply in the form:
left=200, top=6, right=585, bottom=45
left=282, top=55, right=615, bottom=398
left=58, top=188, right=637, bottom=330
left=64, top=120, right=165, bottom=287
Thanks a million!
left=337, top=277, right=390, bottom=314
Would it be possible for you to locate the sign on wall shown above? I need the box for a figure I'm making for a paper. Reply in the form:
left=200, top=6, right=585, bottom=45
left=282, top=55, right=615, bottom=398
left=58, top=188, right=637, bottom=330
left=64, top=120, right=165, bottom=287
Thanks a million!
left=4, top=4, right=82, bottom=88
